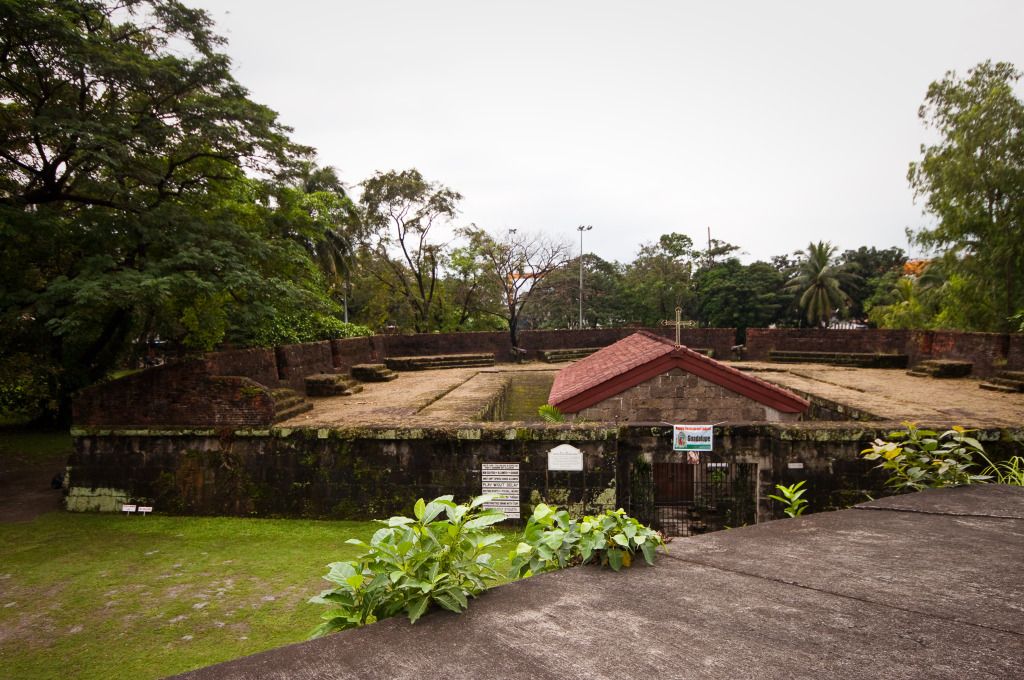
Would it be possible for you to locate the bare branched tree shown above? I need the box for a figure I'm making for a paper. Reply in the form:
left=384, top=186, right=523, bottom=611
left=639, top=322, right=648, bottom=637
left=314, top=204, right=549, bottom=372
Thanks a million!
left=463, top=227, right=571, bottom=349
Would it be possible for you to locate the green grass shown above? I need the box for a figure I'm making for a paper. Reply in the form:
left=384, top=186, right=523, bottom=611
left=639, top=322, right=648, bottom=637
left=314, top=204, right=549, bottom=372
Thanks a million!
left=0, top=513, right=378, bottom=679
left=0, top=511, right=517, bottom=680
left=0, top=429, right=72, bottom=466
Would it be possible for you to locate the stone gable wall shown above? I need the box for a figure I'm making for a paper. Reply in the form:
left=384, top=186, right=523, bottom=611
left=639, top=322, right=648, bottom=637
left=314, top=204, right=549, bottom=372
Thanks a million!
left=573, top=369, right=799, bottom=424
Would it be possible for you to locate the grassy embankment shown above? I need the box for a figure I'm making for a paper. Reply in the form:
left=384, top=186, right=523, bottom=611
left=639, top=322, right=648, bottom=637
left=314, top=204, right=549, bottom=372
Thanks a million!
left=0, top=431, right=513, bottom=680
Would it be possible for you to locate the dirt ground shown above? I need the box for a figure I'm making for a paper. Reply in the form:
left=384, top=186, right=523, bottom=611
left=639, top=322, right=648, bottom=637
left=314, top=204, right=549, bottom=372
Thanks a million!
left=280, top=360, right=1024, bottom=430
left=739, top=362, right=1024, bottom=428
left=279, top=364, right=560, bottom=428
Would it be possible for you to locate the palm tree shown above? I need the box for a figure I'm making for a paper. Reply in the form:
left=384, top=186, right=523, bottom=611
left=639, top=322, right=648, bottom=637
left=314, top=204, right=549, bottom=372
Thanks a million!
left=785, top=241, right=858, bottom=326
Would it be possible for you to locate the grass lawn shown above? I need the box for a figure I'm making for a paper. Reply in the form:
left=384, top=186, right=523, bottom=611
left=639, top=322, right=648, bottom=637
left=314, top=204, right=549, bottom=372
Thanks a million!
left=0, top=511, right=515, bottom=680
left=0, top=428, right=73, bottom=467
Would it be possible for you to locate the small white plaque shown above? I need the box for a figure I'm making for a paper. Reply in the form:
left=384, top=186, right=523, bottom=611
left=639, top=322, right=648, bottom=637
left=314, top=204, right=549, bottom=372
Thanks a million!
left=138, top=506, right=153, bottom=515
left=548, top=444, right=584, bottom=471
left=787, top=462, right=805, bottom=470
left=122, top=504, right=137, bottom=513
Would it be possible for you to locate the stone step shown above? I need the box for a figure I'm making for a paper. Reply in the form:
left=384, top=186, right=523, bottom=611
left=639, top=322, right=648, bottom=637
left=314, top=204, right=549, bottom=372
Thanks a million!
left=985, top=376, right=1024, bottom=391
left=768, top=350, right=906, bottom=368
left=910, top=360, right=973, bottom=378
left=979, top=382, right=1019, bottom=393
left=304, top=373, right=364, bottom=397
left=273, top=400, right=313, bottom=423
left=274, top=394, right=306, bottom=410
left=350, top=364, right=399, bottom=382
left=540, top=348, right=600, bottom=363
left=997, top=370, right=1024, bottom=382
left=384, top=354, right=496, bottom=371
left=270, top=387, right=300, bottom=401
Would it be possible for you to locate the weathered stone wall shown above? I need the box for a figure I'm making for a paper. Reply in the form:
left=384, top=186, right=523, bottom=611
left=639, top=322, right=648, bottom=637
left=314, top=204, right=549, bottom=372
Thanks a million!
left=72, top=364, right=274, bottom=429
left=745, top=328, right=1022, bottom=376
left=573, top=369, right=800, bottom=424
left=67, top=427, right=620, bottom=520
left=66, top=422, right=1024, bottom=522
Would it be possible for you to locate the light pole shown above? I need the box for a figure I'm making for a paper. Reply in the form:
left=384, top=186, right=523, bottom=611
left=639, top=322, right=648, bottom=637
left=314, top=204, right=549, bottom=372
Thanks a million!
left=577, top=224, right=592, bottom=328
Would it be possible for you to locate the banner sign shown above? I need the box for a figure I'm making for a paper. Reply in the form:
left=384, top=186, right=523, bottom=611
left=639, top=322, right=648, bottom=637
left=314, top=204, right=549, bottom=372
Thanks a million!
left=481, top=463, right=520, bottom=519
left=673, top=424, right=714, bottom=452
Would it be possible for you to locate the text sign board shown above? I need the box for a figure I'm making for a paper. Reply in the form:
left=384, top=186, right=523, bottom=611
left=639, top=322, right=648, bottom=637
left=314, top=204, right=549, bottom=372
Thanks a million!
left=481, top=463, right=520, bottom=519
left=673, top=424, right=714, bottom=452
left=547, top=444, right=584, bottom=472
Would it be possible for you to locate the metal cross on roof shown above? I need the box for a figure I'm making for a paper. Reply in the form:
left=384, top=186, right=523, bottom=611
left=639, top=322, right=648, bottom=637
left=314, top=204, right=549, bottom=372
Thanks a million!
left=660, top=306, right=684, bottom=346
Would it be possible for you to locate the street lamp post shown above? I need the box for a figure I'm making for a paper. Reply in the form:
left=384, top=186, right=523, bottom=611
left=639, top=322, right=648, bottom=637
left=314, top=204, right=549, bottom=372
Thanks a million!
left=577, top=224, right=592, bottom=328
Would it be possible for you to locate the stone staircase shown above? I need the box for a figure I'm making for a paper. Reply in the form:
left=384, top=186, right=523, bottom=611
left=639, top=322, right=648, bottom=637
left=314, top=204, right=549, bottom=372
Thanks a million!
left=304, top=373, right=364, bottom=397
left=350, top=363, right=399, bottom=382
left=539, top=347, right=601, bottom=363
left=906, top=359, right=973, bottom=379
left=271, top=388, right=313, bottom=423
left=384, top=353, right=495, bottom=371
left=979, top=370, right=1024, bottom=393
left=768, top=350, right=908, bottom=368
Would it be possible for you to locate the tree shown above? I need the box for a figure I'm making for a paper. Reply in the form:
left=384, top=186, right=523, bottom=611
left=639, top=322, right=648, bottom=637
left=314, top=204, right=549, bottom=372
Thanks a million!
left=784, top=242, right=858, bottom=326
left=838, top=246, right=907, bottom=319
left=359, top=169, right=461, bottom=332
left=0, top=0, right=329, bottom=420
left=694, top=259, right=787, bottom=336
left=620, top=233, right=698, bottom=325
left=462, top=228, right=570, bottom=349
left=908, top=61, right=1024, bottom=332
left=528, top=254, right=627, bottom=329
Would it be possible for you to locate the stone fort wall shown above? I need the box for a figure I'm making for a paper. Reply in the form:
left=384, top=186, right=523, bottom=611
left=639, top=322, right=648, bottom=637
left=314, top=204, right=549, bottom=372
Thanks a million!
left=73, top=327, right=1022, bottom=429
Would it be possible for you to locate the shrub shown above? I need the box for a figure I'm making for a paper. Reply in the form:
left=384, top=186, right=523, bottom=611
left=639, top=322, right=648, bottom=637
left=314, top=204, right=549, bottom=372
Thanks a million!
left=768, top=480, right=809, bottom=517
left=509, top=504, right=664, bottom=578
left=862, top=422, right=991, bottom=492
left=309, top=495, right=505, bottom=637
left=537, top=404, right=566, bottom=423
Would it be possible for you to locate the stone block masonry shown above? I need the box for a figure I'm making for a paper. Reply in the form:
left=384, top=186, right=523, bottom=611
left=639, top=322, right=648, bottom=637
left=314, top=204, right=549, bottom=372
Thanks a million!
left=573, top=368, right=799, bottom=423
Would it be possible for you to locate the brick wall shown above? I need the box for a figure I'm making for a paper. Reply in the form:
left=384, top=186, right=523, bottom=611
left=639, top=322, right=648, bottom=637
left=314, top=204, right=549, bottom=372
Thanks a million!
left=745, top=328, right=1023, bottom=376
left=574, top=369, right=799, bottom=423
left=204, top=347, right=279, bottom=388
left=275, top=341, right=335, bottom=389
left=73, top=363, right=274, bottom=428
left=744, top=329, right=913, bottom=360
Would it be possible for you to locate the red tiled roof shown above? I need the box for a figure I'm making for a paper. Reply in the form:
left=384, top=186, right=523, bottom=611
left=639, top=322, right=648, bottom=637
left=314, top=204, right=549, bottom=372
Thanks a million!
left=548, top=331, right=809, bottom=414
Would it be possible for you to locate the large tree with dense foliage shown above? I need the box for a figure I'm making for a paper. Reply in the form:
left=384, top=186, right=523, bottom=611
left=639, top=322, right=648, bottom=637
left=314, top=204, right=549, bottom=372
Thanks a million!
left=0, top=0, right=345, bottom=420
left=908, top=61, right=1024, bottom=332
left=694, top=259, right=788, bottom=335
left=620, top=233, right=698, bottom=325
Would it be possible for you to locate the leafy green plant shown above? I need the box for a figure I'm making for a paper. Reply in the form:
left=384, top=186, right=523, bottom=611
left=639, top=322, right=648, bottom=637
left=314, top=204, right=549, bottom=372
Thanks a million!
left=768, top=480, right=809, bottom=517
left=310, top=494, right=505, bottom=637
left=862, top=422, right=991, bottom=492
left=509, top=504, right=664, bottom=578
left=537, top=404, right=566, bottom=423
left=976, top=453, right=1024, bottom=486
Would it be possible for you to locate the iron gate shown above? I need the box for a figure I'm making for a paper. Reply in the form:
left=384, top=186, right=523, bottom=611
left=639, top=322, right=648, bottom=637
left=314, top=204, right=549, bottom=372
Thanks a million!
left=653, top=460, right=758, bottom=536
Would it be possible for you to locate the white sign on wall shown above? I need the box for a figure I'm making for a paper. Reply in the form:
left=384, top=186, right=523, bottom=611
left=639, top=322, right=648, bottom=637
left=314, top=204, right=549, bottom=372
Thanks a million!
left=547, top=444, right=584, bottom=471
left=673, top=424, right=714, bottom=452
left=481, top=463, right=520, bottom=519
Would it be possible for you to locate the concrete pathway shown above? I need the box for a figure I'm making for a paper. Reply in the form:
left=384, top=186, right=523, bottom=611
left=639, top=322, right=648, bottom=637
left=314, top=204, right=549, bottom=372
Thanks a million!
left=173, top=485, right=1024, bottom=680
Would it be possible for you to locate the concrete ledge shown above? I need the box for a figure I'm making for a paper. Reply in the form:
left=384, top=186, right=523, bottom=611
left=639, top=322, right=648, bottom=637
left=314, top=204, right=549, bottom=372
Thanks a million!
left=172, top=485, right=1024, bottom=680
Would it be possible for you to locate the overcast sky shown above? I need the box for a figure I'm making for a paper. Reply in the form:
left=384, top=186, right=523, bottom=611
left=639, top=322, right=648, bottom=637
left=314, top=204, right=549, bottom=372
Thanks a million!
left=190, top=0, right=1024, bottom=264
